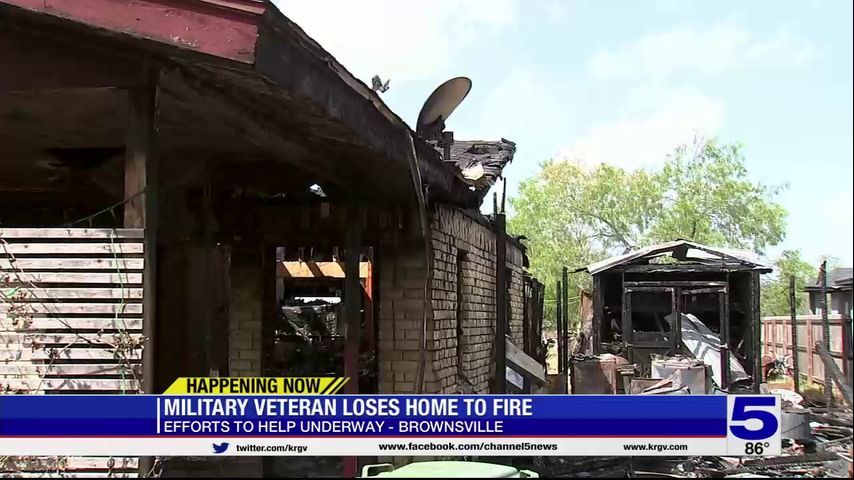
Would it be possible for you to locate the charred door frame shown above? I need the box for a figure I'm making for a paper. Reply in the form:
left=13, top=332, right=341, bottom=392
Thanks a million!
left=622, top=281, right=730, bottom=383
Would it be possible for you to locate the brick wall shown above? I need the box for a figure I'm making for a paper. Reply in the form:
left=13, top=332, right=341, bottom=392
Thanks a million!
left=225, top=249, right=264, bottom=477
left=377, top=205, right=527, bottom=395
left=228, top=254, right=263, bottom=377
left=506, top=244, right=526, bottom=347
left=377, top=246, right=430, bottom=394
left=431, top=206, right=497, bottom=394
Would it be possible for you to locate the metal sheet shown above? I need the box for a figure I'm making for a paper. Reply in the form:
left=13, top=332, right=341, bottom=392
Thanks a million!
left=506, top=366, right=524, bottom=390
left=780, top=410, right=810, bottom=440
left=651, top=358, right=710, bottom=394
left=667, top=312, right=751, bottom=387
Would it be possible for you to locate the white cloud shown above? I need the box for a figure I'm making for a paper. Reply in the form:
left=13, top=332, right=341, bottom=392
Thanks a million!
left=557, top=87, right=725, bottom=170
left=589, top=21, right=815, bottom=81
left=472, top=67, right=571, bottom=141
left=271, top=0, right=518, bottom=86
left=544, top=0, right=570, bottom=24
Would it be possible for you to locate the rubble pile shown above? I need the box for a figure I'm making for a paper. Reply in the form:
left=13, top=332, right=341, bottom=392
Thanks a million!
left=565, top=348, right=851, bottom=477
left=661, top=404, right=851, bottom=478
left=516, top=456, right=632, bottom=477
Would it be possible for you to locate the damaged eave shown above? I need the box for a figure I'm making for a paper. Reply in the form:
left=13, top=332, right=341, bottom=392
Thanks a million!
left=414, top=142, right=485, bottom=208
left=221, top=3, right=482, bottom=207
left=0, top=0, right=264, bottom=64
left=582, top=240, right=771, bottom=275
left=614, top=263, right=772, bottom=274
left=438, top=138, right=517, bottom=205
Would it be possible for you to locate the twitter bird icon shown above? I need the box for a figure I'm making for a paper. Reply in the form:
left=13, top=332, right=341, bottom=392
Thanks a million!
left=212, top=442, right=229, bottom=454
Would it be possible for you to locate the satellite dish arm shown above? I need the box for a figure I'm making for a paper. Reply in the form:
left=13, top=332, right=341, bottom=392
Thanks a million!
left=419, top=116, right=445, bottom=139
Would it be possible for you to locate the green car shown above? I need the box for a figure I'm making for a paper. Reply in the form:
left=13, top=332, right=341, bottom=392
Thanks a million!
left=360, top=461, right=539, bottom=478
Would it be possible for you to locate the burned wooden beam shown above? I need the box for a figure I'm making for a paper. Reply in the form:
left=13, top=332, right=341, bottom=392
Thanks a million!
left=820, top=261, right=832, bottom=404
left=277, top=261, right=370, bottom=279
left=0, top=21, right=144, bottom=92
left=790, top=276, right=801, bottom=394
left=615, top=264, right=769, bottom=273
left=815, top=341, right=853, bottom=406
left=493, top=202, right=507, bottom=393
left=342, top=203, right=362, bottom=478
left=123, top=65, right=159, bottom=479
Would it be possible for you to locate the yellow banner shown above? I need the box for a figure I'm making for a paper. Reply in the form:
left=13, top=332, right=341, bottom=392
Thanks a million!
left=163, top=377, right=348, bottom=395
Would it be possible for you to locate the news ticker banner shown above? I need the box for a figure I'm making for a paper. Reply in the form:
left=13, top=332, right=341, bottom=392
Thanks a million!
left=0, top=378, right=781, bottom=457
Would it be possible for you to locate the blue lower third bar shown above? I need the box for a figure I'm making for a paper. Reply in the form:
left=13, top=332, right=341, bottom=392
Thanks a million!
left=0, top=395, right=727, bottom=438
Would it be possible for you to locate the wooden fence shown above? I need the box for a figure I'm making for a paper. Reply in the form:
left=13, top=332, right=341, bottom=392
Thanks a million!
left=1, top=228, right=144, bottom=478
left=761, top=314, right=852, bottom=386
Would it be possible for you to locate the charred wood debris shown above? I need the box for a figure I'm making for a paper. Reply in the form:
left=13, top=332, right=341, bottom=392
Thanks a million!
left=520, top=347, right=852, bottom=478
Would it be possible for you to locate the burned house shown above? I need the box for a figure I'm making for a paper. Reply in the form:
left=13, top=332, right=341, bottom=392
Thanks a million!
left=581, top=241, right=771, bottom=391
left=805, top=267, right=853, bottom=317
left=0, top=0, right=544, bottom=477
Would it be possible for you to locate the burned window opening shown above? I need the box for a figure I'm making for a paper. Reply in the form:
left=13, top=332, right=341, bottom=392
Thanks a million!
left=270, top=246, right=376, bottom=393
left=682, top=292, right=722, bottom=334
left=629, top=290, right=674, bottom=333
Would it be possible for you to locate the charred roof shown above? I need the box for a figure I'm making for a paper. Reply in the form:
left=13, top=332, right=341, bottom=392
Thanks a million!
left=437, top=138, right=516, bottom=203
left=580, top=240, right=772, bottom=275
left=805, top=267, right=853, bottom=291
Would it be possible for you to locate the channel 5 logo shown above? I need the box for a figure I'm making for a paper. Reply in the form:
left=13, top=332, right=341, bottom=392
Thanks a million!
left=728, top=397, right=780, bottom=441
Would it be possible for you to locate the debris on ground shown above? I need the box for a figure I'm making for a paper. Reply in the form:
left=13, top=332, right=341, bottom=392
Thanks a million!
left=517, top=389, right=852, bottom=478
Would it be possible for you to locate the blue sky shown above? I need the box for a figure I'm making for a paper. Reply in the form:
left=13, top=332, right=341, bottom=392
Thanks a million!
left=273, top=0, right=853, bottom=266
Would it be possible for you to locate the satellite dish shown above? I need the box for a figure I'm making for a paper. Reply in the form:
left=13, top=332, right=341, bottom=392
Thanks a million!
left=416, top=77, right=472, bottom=139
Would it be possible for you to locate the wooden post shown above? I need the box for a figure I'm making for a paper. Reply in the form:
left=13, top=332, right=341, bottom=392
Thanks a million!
left=807, top=315, right=814, bottom=381
left=126, top=68, right=158, bottom=479
left=523, top=279, right=530, bottom=355
left=344, top=206, right=362, bottom=389
left=721, top=291, right=730, bottom=389
left=562, top=266, right=569, bottom=371
left=790, top=276, right=801, bottom=394
left=556, top=281, right=563, bottom=374
left=844, top=311, right=853, bottom=388
left=343, top=205, right=362, bottom=478
left=820, top=261, right=832, bottom=404
left=493, top=207, right=507, bottom=394
left=751, top=272, right=762, bottom=393
left=671, top=290, right=678, bottom=355
left=816, top=341, right=853, bottom=407
left=363, top=248, right=375, bottom=354
left=592, top=275, right=602, bottom=354
left=622, top=278, right=632, bottom=361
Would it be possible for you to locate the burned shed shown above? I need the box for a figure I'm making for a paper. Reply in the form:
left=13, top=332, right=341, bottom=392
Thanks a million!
left=582, top=241, right=771, bottom=390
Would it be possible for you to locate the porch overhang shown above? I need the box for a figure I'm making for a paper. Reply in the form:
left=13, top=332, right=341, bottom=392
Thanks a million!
left=0, top=0, right=478, bottom=207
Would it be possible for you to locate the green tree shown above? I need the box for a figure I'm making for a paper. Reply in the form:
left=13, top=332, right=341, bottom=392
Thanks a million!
left=760, top=250, right=816, bottom=316
left=509, top=137, right=788, bottom=328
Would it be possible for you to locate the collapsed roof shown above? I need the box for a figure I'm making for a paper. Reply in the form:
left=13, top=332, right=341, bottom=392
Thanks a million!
left=581, top=240, right=771, bottom=275
left=437, top=138, right=516, bottom=202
